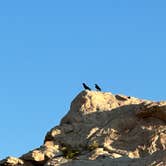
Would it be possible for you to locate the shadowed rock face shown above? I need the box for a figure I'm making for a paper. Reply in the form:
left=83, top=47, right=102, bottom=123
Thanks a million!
left=1, top=91, right=166, bottom=166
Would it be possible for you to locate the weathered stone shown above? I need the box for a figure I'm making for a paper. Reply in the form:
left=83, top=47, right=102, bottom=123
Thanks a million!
left=0, top=156, right=24, bottom=166
left=21, top=150, right=45, bottom=162
left=41, top=145, right=63, bottom=159
left=88, top=148, right=110, bottom=160
left=136, top=101, right=166, bottom=121
left=44, top=157, right=69, bottom=166
left=1, top=90, right=166, bottom=166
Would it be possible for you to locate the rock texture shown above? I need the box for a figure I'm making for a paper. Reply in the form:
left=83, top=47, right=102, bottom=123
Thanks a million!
left=0, top=90, right=166, bottom=166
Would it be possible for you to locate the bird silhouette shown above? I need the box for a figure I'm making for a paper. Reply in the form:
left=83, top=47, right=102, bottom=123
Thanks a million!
left=82, top=83, right=91, bottom=90
left=95, top=84, right=101, bottom=91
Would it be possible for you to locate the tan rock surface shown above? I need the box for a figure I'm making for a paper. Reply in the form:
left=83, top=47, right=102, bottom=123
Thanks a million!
left=0, top=90, right=166, bottom=166
left=0, top=157, right=24, bottom=166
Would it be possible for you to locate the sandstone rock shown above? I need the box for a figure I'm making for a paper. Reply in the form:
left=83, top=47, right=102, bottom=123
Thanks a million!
left=42, top=145, right=63, bottom=159
left=52, top=150, right=166, bottom=166
left=1, top=90, right=166, bottom=166
left=44, top=157, right=69, bottom=166
left=21, top=149, right=45, bottom=162
left=0, top=157, right=24, bottom=166
left=136, top=101, right=166, bottom=121
left=88, top=148, right=110, bottom=160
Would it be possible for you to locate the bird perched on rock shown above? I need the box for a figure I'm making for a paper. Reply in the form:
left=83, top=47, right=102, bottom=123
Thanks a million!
left=95, top=84, right=101, bottom=91
left=82, top=83, right=91, bottom=90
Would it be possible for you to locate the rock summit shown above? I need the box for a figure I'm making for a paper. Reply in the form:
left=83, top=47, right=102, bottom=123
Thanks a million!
left=0, top=90, right=166, bottom=166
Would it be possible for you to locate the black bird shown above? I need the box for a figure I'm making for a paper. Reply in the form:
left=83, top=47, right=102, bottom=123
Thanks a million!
left=95, top=84, right=101, bottom=91
left=82, top=83, right=91, bottom=90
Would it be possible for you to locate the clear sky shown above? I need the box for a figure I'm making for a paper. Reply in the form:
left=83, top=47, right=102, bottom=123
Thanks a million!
left=0, top=0, right=166, bottom=159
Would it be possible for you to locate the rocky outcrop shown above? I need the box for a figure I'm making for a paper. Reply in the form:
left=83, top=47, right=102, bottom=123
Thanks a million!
left=0, top=90, right=166, bottom=166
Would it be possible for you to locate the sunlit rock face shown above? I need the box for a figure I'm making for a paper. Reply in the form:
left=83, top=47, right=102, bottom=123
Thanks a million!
left=1, top=90, right=166, bottom=166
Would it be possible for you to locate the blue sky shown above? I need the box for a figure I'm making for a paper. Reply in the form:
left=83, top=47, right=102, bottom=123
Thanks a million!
left=0, top=0, right=166, bottom=159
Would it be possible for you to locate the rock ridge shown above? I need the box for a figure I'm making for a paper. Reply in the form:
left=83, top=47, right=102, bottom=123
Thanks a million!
left=0, top=90, right=166, bottom=166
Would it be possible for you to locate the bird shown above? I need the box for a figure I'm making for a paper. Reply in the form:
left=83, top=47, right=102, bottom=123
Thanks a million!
left=95, top=84, right=101, bottom=91
left=82, top=83, right=91, bottom=90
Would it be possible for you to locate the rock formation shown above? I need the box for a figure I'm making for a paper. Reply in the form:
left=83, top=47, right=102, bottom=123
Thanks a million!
left=0, top=90, right=166, bottom=166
